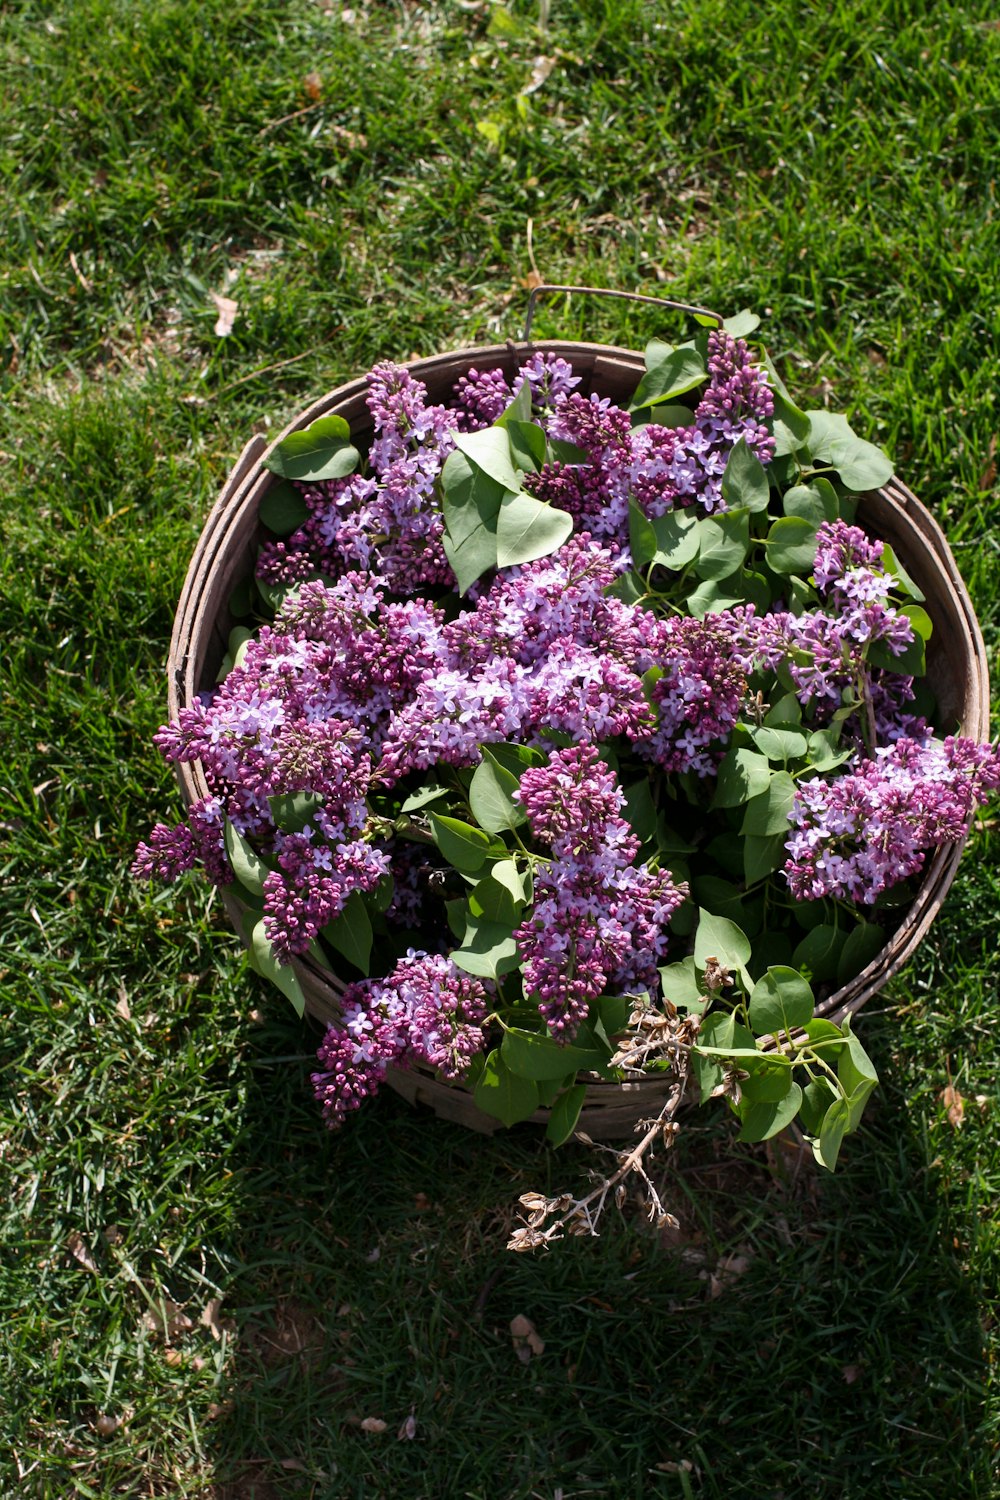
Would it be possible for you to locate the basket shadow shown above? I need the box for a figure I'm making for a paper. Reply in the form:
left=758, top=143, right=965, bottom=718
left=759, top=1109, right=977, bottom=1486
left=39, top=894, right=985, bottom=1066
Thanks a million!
left=205, top=1002, right=993, bottom=1500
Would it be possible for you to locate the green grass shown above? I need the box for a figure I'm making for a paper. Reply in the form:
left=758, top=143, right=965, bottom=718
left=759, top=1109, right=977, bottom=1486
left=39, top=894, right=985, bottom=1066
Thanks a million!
left=2, top=0, right=1000, bottom=1495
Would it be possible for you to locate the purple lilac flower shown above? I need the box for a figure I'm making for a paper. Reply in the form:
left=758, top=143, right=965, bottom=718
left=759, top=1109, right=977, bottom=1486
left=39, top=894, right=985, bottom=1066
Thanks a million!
left=263, top=834, right=391, bottom=961
left=516, top=857, right=685, bottom=1038
left=131, top=795, right=228, bottom=885
left=516, top=744, right=635, bottom=855
left=311, top=953, right=490, bottom=1124
left=452, top=367, right=513, bottom=429
left=511, top=352, right=581, bottom=412
left=635, top=613, right=753, bottom=776
left=442, top=536, right=623, bottom=670
left=784, top=735, right=1000, bottom=903
left=521, top=640, right=655, bottom=744
left=513, top=745, right=687, bottom=1036
left=376, top=659, right=522, bottom=785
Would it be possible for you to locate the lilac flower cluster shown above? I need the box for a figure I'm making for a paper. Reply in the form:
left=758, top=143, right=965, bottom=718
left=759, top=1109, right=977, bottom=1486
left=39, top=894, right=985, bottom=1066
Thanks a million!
left=637, top=613, right=756, bottom=776
left=525, top=330, right=775, bottom=534
left=750, top=519, right=923, bottom=741
left=311, top=952, right=490, bottom=1124
left=257, top=362, right=460, bottom=593
left=785, top=735, right=1000, bottom=903
left=514, top=746, right=687, bottom=1036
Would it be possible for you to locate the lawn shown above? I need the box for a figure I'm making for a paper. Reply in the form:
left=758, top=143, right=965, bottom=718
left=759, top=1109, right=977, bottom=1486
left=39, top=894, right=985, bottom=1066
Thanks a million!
left=2, top=1, right=999, bottom=1496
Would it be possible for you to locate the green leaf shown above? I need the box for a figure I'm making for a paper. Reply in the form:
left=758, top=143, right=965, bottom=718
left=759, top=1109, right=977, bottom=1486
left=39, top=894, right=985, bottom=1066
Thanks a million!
left=596, top=993, right=633, bottom=1038
left=799, top=1075, right=838, bottom=1134
left=837, top=921, right=886, bottom=984
left=687, top=578, right=746, bottom=618
left=268, top=790, right=325, bottom=833
left=743, top=832, right=787, bottom=885
left=782, top=480, right=838, bottom=527
left=738, top=1060, right=794, bottom=1104
left=259, top=479, right=310, bottom=536
left=830, top=436, right=894, bottom=491
left=692, top=877, right=760, bottom=936
left=766, top=515, right=820, bottom=575
left=740, top=771, right=798, bottom=836
left=228, top=577, right=254, bottom=619
left=502, top=1027, right=607, bottom=1080
left=750, top=726, right=808, bottom=764
left=429, top=813, right=502, bottom=873
left=631, top=344, right=707, bottom=410
left=764, top=693, right=803, bottom=727
left=792, top=924, right=842, bottom=983
left=264, top=414, right=360, bottom=483
left=817, top=1096, right=851, bottom=1169
left=439, top=450, right=506, bottom=595
left=881, top=544, right=925, bottom=601
left=490, top=856, right=530, bottom=904
left=322, top=890, right=372, bottom=975
left=450, top=916, right=520, bottom=979
left=506, top=418, right=548, bottom=473
left=721, top=439, right=770, bottom=513
left=473, top=1049, right=540, bottom=1127
left=713, top=748, right=774, bottom=808
left=249, top=920, right=305, bottom=1017
left=548, top=438, right=590, bottom=465
left=452, top=425, right=525, bottom=492
left=545, top=1084, right=587, bottom=1146
left=622, top=779, right=658, bottom=841
left=491, top=741, right=547, bottom=773
left=399, top=783, right=449, bottom=813
left=804, top=410, right=855, bottom=463
left=695, top=509, right=751, bottom=580
left=722, top=309, right=761, bottom=338
left=628, top=499, right=658, bottom=568
left=868, top=627, right=926, bottom=676
left=658, top=956, right=705, bottom=1012
left=495, top=490, right=574, bottom=569
left=694, top=909, right=752, bottom=975
left=446, top=898, right=468, bottom=943
left=606, top=570, right=645, bottom=605
left=748, top=966, right=815, bottom=1035
left=468, top=749, right=527, bottom=833
left=224, top=820, right=270, bottom=896
left=738, top=1082, right=803, bottom=1142
left=807, top=728, right=853, bottom=773
left=651, top=508, right=700, bottom=568
left=638, top=402, right=693, bottom=430
left=468, top=872, right=520, bottom=926
left=494, top=380, right=533, bottom=428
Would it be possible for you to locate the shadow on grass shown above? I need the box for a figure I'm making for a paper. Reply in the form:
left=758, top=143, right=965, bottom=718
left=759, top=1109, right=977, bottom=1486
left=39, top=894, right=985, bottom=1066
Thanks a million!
left=208, top=1003, right=994, bottom=1500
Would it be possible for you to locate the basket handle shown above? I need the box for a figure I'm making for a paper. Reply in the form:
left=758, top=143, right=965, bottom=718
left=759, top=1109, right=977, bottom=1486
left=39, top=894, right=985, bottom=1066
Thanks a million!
left=522, top=283, right=726, bottom=342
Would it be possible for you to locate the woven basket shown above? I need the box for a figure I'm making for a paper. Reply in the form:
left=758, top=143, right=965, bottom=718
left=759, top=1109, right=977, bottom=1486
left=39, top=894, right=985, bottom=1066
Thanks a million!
left=167, top=340, right=991, bottom=1136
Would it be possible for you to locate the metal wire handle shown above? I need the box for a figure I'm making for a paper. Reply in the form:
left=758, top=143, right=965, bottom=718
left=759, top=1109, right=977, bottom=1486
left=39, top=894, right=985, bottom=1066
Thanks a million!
left=522, top=283, right=725, bottom=342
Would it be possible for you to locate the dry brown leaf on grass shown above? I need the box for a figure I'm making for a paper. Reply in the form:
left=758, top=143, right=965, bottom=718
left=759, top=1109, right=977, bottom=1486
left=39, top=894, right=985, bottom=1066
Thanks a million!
left=209, top=291, right=239, bottom=337
left=706, top=1249, right=754, bottom=1300
left=200, top=1296, right=236, bottom=1341
left=360, top=1417, right=388, bottom=1434
left=142, top=1298, right=194, bottom=1340
left=940, top=1085, right=965, bottom=1128
left=397, top=1408, right=417, bottom=1441
left=841, top=1363, right=863, bottom=1384
left=521, top=55, right=557, bottom=95
left=303, top=71, right=323, bottom=100
left=510, top=1313, right=545, bottom=1364
left=66, top=1231, right=98, bottom=1273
